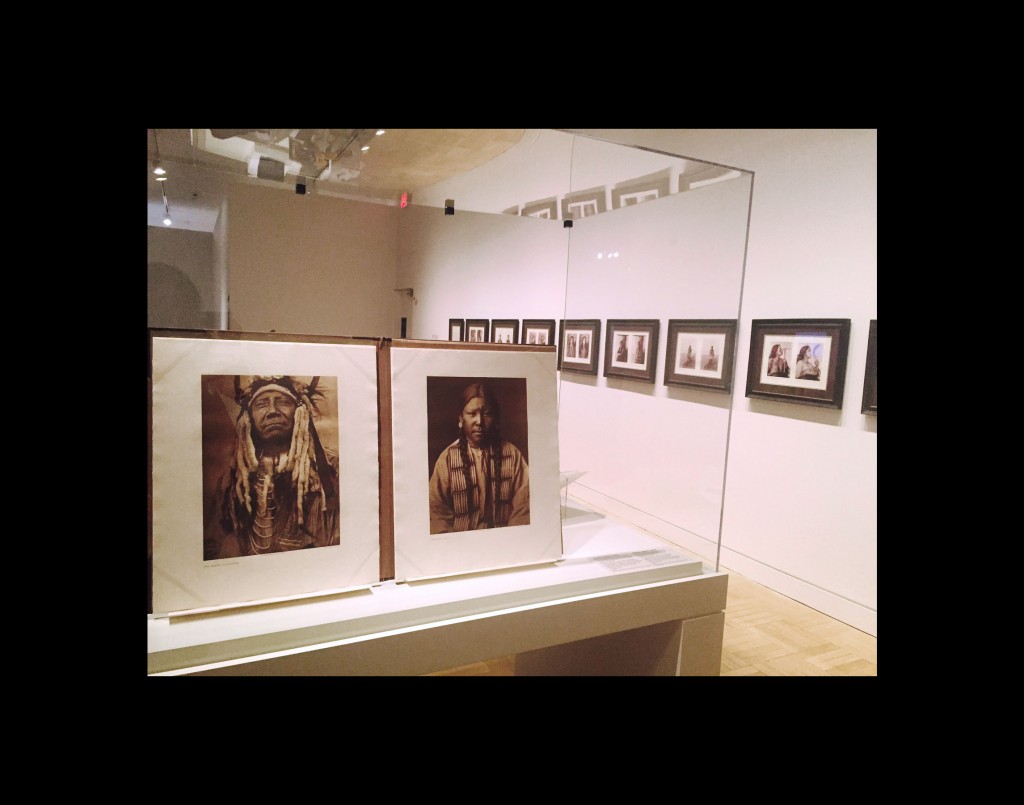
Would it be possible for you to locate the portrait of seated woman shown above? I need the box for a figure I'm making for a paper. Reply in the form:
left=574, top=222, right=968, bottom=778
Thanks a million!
left=794, top=344, right=821, bottom=380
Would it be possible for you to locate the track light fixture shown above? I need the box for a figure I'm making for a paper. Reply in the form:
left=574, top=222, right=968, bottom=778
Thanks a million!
left=151, top=131, right=168, bottom=180
left=152, top=130, right=173, bottom=226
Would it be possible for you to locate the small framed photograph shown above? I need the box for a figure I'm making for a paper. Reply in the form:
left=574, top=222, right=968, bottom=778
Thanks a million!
left=745, top=318, right=852, bottom=409
left=559, top=319, right=601, bottom=375
left=521, top=319, right=556, bottom=346
left=604, top=319, right=660, bottom=383
left=861, top=319, right=877, bottom=415
left=664, top=319, right=738, bottom=393
left=448, top=318, right=465, bottom=341
left=465, top=319, right=489, bottom=343
left=490, top=319, right=519, bottom=344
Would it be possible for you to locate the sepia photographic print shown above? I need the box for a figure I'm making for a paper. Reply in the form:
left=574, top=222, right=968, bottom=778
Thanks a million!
left=149, top=330, right=383, bottom=615
left=201, top=373, right=341, bottom=561
left=388, top=343, right=563, bottom=582
left=425, top=376, right=530, bottom=535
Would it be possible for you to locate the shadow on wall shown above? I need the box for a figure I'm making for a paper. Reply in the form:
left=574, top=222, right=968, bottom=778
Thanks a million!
left=148, top=262, right=204, bottom=329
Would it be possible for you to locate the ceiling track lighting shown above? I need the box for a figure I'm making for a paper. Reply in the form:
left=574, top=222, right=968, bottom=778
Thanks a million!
left=151, top=129, right=168, bottom=179
left=152, top=130, right=173, bottom=225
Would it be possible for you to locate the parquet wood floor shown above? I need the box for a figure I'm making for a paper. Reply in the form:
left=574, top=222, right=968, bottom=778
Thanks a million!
left=425, top=569, right=876, bottom=677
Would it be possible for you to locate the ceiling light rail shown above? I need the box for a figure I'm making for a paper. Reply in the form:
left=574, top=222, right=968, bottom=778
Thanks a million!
left=151, top=130, right=173, bottom=225
left=150, top=129, right=168, bottom=181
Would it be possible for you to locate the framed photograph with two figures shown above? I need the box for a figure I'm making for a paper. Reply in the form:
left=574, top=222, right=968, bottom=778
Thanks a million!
left=521, top=319, right=556, bottom=346
left=558, top=319, right=601, bottom=375
left=490, top=319, right=519, bottom=344
left=664, top=319, right=737, bottom=393
left=861, top=319, right=877, bottom=415
left=605, top=319, right=659, bottom=383
left=448, top=318, right=465, bottom=341
left=745, top=318, right=851, bottom=409
left=465, top=319, right=489, bottom=343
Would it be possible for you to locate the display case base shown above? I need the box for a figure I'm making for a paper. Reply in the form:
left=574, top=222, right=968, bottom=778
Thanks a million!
left=148, top=498, right=727, bottom=676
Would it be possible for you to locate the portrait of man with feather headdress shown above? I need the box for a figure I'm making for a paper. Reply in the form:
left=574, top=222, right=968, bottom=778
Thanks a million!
left=202, top=374, right=340, bottom=559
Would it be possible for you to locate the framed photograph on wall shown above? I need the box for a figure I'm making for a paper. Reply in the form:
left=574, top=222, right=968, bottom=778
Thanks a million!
left=558, top=319, right=601, bottom=375
left=521, top=319, right=556, bottom=346
left=448, top=318, right=465, bottom=341
left=664, top=319, right=737, bottom=393
left=604, top=319, right=660, bottom=383
left=491, top=319, right=519, bottom=344
left=466, top=319, right=489, bottom=343
left=861, top=319, right=877, bottom=415
left=745, top=318, right=852, bottom=409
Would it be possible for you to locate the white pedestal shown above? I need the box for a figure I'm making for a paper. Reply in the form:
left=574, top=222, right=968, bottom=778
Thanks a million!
left=148, top=500, right=728, bottom=676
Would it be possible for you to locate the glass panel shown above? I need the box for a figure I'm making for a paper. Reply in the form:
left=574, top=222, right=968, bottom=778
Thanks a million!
left=557, top=133, right=751, bottom=568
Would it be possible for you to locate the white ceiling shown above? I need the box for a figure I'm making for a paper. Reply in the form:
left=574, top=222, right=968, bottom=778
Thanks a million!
left=147, top=129, right=739, bottom=232
left=147, top=129, right=529, bottom=231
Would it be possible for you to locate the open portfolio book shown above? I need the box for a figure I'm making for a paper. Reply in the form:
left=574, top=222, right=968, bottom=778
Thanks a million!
left=148, top=329, right=564, bottom=616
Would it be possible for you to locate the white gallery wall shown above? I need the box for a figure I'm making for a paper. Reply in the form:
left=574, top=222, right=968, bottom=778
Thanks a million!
left=147, top=226, right=218, bottom=329
left=570, top=130, right=877, bottom=635
left=396, top=207, right=569, bottom=340
left=148, top=199, right=229, bottom=331
left=226, top=182, right=401, bottom=337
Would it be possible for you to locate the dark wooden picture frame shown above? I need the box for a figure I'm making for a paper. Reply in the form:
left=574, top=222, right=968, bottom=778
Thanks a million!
left=465, top=319, right=489, bottom=343
left=448, top=318, right=465, bottom=341
left=745, top=318, right=851, bottom=409
left=558, top=319, right=601, bottom=375
left=861, top=319, right=877, bottom=415
left=604, top=319, right=660, bottom=383
left=664, top=319, right=737, bottom=393
left=490, top=319, right=520, bottom=344
left=521, top=319, right=556, bottom=346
